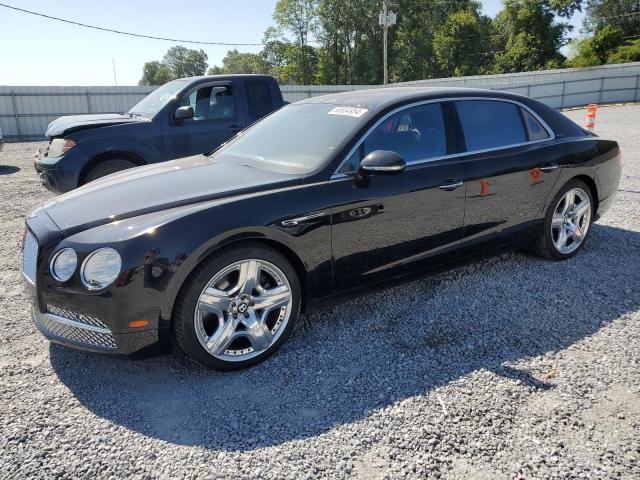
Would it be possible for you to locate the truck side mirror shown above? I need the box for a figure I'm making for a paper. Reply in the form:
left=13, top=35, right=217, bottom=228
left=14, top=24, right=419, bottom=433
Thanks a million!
left=175, top=106, right=194, bottom=121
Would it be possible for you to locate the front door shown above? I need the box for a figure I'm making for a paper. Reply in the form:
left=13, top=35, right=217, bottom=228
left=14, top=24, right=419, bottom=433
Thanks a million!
left=330, top=102, right=466, bottom=291
left=164, top=82, right=243, bottom=159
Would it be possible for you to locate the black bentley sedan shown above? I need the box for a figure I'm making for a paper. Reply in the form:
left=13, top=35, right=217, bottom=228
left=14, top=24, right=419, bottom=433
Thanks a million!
left=23, top=87, right=621, bottom=370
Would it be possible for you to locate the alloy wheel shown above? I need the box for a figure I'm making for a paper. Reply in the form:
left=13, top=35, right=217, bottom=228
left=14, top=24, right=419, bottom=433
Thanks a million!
left=193, top=259, right=293, bottom=362
left=551, top=187, right=592, bottom=255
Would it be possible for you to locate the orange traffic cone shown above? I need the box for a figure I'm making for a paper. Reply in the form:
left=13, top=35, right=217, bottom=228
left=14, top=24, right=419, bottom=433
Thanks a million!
left=585, top=104, right=598, bottom=131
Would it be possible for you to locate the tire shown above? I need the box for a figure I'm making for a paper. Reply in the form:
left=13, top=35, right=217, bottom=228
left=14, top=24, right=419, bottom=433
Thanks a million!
left=84, top=159, right=137, bottom=184
left=532, top=179, right=595, bottom=260
left=173, top=242, right=301, bottom=371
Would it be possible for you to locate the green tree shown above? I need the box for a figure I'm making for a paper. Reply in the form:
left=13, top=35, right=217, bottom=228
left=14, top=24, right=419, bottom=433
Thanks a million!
left=491, top=0, right=569, bottom=73
left=273, top=0, right=318, bottom=84
left=566, top=26, right=625, bottom=66
left=607, top=38, right=640, bottom=62
left=390, top=0, right=482, bottom=82
left=208, top=49, right=270, bottom=75
left=162, top=46, right=209, bottom=78
left=584, top=0, right=640, bottom=37
left=433, top=10, right=492, bottom=77
left=316, top=0, right=382, bottom=84
left=139, top=60, right=173, bottom=85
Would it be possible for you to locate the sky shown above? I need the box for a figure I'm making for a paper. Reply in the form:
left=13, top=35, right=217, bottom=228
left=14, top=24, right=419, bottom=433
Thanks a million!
left=0, top=0, right=585, bottom=86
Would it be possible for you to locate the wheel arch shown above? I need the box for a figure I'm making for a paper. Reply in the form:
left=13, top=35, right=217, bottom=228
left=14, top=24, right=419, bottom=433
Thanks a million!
left=79, top=150, right=147, bottom=185
left=163, top=233, right=315, bottom=327
left=571, top=174, right=600, bottom=213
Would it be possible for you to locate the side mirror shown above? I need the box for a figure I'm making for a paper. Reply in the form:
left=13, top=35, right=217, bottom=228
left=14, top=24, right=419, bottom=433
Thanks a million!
left=175, top=105, right=194, bottom=121
left=359, top=150, right=406, bottom=175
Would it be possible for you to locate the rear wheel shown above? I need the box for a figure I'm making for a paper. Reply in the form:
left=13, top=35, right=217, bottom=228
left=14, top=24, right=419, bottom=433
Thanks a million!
left=533, top=179, right=594, bottom=260
left=84, top=159, right=137, bottom=184
left=173, top=243, right=301, bottom=371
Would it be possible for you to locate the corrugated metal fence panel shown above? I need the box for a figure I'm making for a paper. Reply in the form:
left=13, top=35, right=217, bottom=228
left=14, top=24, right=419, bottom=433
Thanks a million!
left=1, top=62, right=639, bottom=141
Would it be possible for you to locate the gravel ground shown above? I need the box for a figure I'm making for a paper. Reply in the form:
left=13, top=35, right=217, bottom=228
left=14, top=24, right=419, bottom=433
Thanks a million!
left=0, top=104, right=639, bottom=480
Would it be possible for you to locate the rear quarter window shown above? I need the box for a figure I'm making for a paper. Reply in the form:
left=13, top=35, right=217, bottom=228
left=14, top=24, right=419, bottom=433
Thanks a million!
left=520, top=108, right=550, bottom=141
left=455, top=100, right=527, bottom=152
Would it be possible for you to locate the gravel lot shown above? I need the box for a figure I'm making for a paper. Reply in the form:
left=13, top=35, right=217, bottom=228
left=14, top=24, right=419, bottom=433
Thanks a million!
left=1, top=104, right=639, bottom=480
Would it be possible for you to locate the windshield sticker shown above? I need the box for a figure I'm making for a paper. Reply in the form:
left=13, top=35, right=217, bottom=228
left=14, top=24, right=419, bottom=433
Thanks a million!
left=328, top=106, right=369, bottom=118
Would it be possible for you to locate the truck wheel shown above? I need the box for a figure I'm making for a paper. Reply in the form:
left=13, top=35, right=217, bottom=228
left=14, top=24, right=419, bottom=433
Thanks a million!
left=84, top=159, right=137, bottom=184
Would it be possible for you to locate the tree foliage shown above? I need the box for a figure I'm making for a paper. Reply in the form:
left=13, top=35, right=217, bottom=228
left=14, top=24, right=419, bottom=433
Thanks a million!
left=139, top=46, right=208, bottom=85
left=142, top=0, right=640, bottom=86
left=433, top=10, right=492, bottom=77
left=491, top=0, right=569, bottom=73
left=584, top=0, right=640, bottom=37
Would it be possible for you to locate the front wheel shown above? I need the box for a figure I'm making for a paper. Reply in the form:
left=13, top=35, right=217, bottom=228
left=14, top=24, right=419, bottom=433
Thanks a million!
left=173, top=243, right=301, bottom=371
left=533, top=179, right=594, bottom=260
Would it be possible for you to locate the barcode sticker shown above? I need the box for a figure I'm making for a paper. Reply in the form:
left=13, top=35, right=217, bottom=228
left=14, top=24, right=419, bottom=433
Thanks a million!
left=328, top=106, right=369, bottom=118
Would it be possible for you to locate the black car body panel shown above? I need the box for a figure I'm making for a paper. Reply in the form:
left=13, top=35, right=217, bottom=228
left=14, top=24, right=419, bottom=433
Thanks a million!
left=35, top=75, right=285, bottom=193
left=24, top=87, right=622, bottom=356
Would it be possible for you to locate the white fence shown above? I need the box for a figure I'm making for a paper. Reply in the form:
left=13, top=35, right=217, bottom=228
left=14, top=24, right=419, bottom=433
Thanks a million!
left=1, top=62, right=639, bottom=141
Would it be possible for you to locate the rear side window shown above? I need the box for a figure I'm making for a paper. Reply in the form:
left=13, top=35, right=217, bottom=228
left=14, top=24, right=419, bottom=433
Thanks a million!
left=340, top=103, right=447, bottom=173
left=245, top=80, right=274, bottom=121
left=455, top=100, right=526, bottom=152
left=521, top=108, right=550, bottom=141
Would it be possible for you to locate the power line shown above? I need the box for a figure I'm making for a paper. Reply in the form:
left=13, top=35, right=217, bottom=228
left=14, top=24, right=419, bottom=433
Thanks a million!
left=0, top=2, right=264, bottom=46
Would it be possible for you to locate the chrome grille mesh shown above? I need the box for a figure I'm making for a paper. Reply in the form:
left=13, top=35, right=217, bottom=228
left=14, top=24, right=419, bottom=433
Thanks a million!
left=22, top=231, right=38, bottom=284
left=33, top=308, right=117, bottom=350
left=47, top=305, right=109, bottom=329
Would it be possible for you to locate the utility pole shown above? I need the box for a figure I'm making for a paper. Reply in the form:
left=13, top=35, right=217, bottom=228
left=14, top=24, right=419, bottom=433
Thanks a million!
left=379, top=1, right=397, bottom=85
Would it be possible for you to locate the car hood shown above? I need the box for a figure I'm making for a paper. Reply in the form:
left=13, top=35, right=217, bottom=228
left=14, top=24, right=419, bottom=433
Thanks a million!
left=45, top=113, right=146, bottom=137
left=42, top=154, right=299, bottom=235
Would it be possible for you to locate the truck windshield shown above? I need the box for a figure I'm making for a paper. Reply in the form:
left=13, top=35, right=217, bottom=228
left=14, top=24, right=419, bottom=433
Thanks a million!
left=213, top=103, right=369, bottom=174
left=129, top=79, right=189, bottom=119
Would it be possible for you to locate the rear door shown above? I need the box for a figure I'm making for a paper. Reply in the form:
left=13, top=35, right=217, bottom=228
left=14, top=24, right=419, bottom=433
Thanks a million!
left=330, top=101, right=467, bottom=291
left=453, top=99, right=564, bottom=246
left=164, top=82, right=245, bottom=158
left=244, top=79, right=278, bottom=123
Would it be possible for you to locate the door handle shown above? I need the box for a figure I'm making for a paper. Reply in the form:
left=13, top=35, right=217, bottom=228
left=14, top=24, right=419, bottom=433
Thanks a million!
left=539, top=164, right=559, bottom=173
left=438, top=180, right=464, bottom=191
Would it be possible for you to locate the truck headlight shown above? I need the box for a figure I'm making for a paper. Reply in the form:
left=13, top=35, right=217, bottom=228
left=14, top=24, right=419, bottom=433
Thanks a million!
left=50, top=248, right=77, bottom=282
left=81, top=248, right=122, bottom=290
left=48, top=138, right=76, bottom=157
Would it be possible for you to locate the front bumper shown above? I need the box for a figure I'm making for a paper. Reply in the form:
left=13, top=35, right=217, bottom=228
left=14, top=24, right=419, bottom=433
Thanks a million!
left=31, top=304, right=158, bottom=354
left=34, top=145, right=87, bottom=193
left=23, top=213, right=163, bottom=356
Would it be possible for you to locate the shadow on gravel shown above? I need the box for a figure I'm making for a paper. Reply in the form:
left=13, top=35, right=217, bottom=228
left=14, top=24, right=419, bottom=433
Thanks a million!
left=0, top=165, right=20, bottom=175
left=50, top=223, right=640, bottom=450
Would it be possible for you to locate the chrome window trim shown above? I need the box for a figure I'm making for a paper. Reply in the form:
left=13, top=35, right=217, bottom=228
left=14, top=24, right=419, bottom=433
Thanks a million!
left=331, top=96, right=556, bottom=179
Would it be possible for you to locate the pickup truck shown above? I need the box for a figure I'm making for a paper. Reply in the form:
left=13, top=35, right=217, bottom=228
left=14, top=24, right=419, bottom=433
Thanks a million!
left=35, top=74, right=285, bottom=193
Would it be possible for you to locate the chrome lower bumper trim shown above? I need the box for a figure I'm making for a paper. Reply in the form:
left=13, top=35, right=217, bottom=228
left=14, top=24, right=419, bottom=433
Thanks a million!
left=32, top=308, right=117, bottom=350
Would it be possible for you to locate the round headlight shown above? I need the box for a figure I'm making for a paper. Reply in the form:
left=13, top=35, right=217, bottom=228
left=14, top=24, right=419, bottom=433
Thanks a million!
left=81, top=248, right=122, bottom=290
left=50, top=248, right=77, bottom=282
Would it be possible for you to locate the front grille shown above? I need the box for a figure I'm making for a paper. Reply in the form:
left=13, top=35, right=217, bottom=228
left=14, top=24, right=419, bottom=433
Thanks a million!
left=33, top=308, right=117, bottom=350
left=22, top=230, right=38, bottom=284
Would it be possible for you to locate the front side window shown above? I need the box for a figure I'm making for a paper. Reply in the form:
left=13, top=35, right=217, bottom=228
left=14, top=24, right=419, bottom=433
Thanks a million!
left=455, top=100, right=526, bottom=152
left=340, top=103, right=447, bottom=173
left=182, top=85, right=236, bottom=121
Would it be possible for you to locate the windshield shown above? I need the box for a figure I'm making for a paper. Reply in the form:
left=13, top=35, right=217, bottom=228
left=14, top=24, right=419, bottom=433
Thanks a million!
left=129, top=79, right=189, bottom=118
left=213, top=103, right=370, bottom=174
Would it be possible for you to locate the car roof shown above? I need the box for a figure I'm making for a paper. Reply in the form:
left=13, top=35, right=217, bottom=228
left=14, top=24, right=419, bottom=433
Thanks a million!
left=180, top=74, right=276, bottom=82
left=296, top=86, right=531, bottom=113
